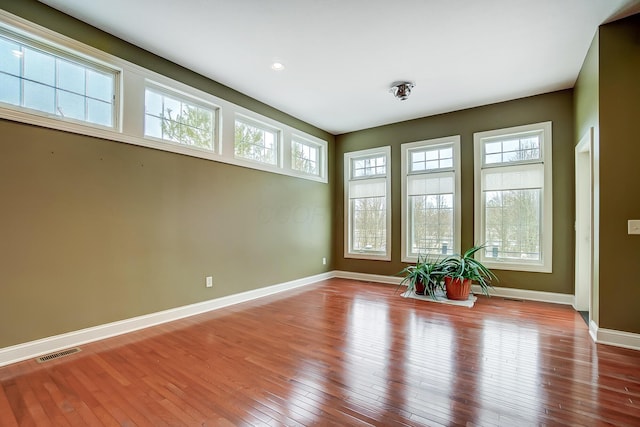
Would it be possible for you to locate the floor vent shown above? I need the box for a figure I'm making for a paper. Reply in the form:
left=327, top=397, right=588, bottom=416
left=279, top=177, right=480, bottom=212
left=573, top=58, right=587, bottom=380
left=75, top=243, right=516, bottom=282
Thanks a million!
left=36, top=347, right=81, bottom=363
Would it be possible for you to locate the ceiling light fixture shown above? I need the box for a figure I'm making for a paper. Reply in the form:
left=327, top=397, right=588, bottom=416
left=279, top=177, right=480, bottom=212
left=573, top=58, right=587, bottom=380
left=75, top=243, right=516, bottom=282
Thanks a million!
left=390, top=82, right=415, bottom=101
left=271, top=61, right=285, bottom=71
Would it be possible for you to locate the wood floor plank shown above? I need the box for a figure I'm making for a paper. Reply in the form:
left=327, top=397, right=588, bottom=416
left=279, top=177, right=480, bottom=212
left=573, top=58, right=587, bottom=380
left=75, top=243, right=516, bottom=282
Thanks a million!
left=0, top=382, right=19, bottom=427
left=2, top=278, right=640, bottom=426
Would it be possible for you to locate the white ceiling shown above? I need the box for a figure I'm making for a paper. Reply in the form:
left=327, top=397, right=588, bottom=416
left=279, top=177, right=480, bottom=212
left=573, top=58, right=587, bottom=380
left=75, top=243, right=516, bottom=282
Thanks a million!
left=38, top=0, right=640, bottom=134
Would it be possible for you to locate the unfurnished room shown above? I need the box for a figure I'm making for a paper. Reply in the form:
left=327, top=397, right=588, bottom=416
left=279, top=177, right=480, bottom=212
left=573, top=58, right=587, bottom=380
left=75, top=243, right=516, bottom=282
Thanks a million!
left=1, top=0, right=640, bottom=425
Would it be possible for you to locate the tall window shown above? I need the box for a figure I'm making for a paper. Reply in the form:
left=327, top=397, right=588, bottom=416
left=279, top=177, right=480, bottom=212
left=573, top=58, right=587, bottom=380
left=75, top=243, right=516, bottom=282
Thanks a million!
left=291, top=137, right=320, bottom=176
left=234, top=116, right=280, bottom=165
left=144, top=86, right=216, bottom=150
left=0, top=31, right=117, bottom=128
left=344, top=147, right=391, bottom=260
left=474, top=122, right=552, bottom=272
left=402, top=136, right=461, bottom=262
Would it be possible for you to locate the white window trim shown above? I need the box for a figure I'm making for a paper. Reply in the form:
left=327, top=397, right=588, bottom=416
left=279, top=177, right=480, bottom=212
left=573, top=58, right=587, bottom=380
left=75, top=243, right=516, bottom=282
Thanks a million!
left=401, top=136, right=461, bottom=263
left=0, top=17, right=122, bottom=133
left=344, top=146, right=392, bottom=261
left=474, top=121, right=553, bottom=273
left=0, top=10, right=328, bottom=184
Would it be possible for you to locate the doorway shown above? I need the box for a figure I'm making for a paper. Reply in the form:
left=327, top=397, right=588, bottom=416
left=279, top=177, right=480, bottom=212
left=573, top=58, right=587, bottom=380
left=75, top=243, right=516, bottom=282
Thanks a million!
left=574, top=128, right=593, bottom=323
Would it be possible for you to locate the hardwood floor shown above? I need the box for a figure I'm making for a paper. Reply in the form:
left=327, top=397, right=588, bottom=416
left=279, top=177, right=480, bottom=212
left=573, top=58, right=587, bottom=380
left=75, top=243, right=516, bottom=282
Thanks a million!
left=1, top=278, right=639, bottom=426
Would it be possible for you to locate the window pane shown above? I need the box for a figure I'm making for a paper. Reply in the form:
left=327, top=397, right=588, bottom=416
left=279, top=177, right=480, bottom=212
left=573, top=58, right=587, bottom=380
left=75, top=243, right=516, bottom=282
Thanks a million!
left=503, top=139, right=519, bottom=152
left=484, top=134, right=542, bottom=165
left=440, top=158, right=453, bottom=169
left=351, top=196, right=386, bottom=253
left=485, top=142, right=501, bottom=154
left=0, top=36, right=21, bottom=75
left=410, top=146, right=453, bottom=172
left=440, top=148, right=453, bottom=159
left=425, top=160, right=439, bottom=170
left=57, top=60, right=85, bottom=94
left=57, top=90, right=85, bottom=120
left=424, top=150, right=437, bottom=161
left=23, top=80, right=55, bottom=113
left=235, top=120, right=278, bottom=164
left=486, top=153, right=502, bottom=164
left=145, top=89, right=163, bottom=116
left=23, top=47, right=55, bottom=86
left=292, top=140, right=319, bottom=175
left=484, top=189, right=541, bottom=261
left=0, top=73, right=20, bottom=105
left=86, top=69, right=113, bottom=102
left=352, top=155, right=385, bottom=177
left=87, top=98, right=112, bottom=126
left=163, top=95, right=181, bottom=119
left=145, top=114, right=162, bottom=139
left=180, top=107, right=213, bottom=149
left=145, top=88, right=215, bottom=150
left=410, top=193, right=454, bottom=256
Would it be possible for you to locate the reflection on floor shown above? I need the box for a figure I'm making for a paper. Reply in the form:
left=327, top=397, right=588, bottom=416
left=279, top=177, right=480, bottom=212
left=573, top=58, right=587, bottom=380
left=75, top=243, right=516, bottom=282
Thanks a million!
left=1, top=278, right=639, bottom=426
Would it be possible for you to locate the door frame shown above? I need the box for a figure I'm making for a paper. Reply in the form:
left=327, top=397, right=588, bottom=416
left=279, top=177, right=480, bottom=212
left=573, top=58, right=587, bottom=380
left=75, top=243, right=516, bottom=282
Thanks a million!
left=574, top=128, right=594, bottom=316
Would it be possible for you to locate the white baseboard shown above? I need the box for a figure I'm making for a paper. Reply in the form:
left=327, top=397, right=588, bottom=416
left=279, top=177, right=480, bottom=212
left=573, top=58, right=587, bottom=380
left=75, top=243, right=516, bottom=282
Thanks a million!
left=589, top=320, right=599, bottom=342
left=0, top=272, right=331, bottom=367
left=590, top=323, right=640, bottom=351
left=3, top=270, right=637, bottom=367
left=472, top=285, right=574, bottom=305
left=331, top=271, right=574, bottom=305
left=332, top=270, right=402, bottom=285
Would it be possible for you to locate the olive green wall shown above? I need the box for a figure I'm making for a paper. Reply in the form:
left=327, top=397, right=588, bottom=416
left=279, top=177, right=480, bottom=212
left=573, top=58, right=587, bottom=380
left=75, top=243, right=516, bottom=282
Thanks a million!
left=597, top=14, right=640, bottom=334
left=334, top=91, right=575, bottom=294
left=0, top=1, right=334, bottom=348
left=574, top=32, right=600, bottom=324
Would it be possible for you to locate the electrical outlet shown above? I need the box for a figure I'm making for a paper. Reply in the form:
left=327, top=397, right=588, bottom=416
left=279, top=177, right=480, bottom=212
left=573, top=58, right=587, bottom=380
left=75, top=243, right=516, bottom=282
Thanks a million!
left=206, top=276, right=213, bottom=288
left=322, top=257, right=327, bottom=265
left=629, top=220, right=640, bottom=235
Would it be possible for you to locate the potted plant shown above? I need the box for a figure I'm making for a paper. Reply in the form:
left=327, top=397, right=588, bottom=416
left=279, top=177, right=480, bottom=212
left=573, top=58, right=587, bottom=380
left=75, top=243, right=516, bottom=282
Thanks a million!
left=440, top=245, right=497, bottom=300
left=398, top=255, right=445, bottom=300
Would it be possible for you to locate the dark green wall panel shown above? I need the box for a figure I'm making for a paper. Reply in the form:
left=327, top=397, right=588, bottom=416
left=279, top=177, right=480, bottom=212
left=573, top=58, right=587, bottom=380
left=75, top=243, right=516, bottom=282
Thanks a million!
left=598, top=14, right=640, bottom=333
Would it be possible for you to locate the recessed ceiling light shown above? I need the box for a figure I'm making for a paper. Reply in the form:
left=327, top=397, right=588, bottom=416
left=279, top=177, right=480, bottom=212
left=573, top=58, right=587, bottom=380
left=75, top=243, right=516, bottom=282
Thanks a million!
left=271, top=61, right=285, bottom=71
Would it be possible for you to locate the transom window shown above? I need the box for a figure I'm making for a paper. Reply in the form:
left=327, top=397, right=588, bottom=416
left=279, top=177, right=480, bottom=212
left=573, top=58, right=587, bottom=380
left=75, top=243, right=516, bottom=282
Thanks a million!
left=0, top=31, right=117, bottom=128
left=234, top=117, right=280, bottom=165
left=484, top=132, right=541, bottom=165
left=410, top=145, right=454, bottom=171
left=0, top=13, right=327, bottom=184
left=402, top=137, right=461, bottom=261
left=144, top=86, right=216, bottom=151
left=291, top=138, right=320, bottom=176
left=352, top=155, right=386, bottom=177
left=474, top=122, right=552, bottom=273
left=344, top=147, right=391, bottom=260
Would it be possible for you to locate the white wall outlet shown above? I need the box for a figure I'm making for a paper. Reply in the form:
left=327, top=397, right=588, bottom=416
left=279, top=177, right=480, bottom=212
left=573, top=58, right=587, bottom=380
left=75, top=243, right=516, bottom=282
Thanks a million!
left=629, top=220, right=640, bottom=235
left=206, top=276, right=213, bottom=288
left=322, top=257, right=327, bottom=265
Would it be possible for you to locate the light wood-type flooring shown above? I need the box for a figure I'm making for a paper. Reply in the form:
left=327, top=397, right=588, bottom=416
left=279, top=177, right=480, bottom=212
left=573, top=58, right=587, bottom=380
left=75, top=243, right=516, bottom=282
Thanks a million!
left=1, top=278, right=640, bottom=426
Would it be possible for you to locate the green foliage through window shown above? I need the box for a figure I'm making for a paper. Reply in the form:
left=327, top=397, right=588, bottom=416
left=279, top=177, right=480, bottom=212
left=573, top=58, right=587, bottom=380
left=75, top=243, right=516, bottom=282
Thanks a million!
left=144, top=88, right=214, bottom=150
left=234, top=120, right=278, bottom=165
